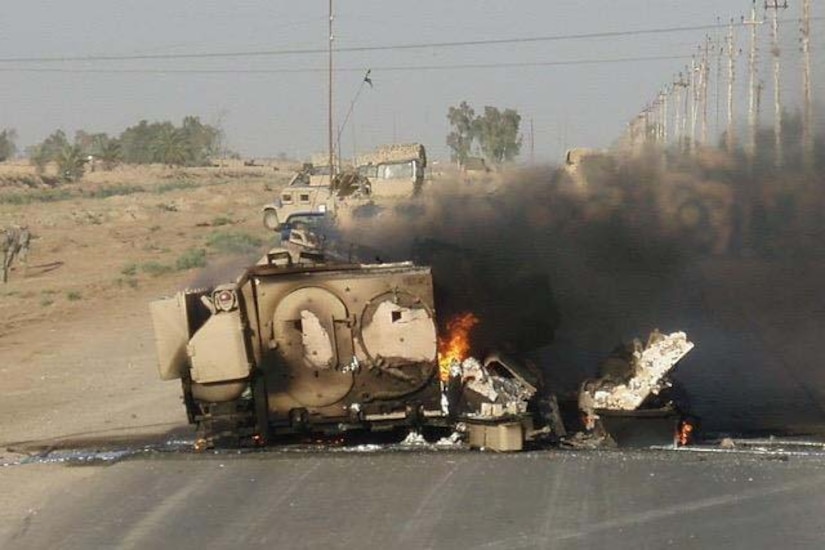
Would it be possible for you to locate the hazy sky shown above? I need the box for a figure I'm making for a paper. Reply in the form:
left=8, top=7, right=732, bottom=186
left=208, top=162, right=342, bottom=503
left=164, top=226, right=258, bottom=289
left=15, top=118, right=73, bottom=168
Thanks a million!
left=0, top=1, right=821, bottom=162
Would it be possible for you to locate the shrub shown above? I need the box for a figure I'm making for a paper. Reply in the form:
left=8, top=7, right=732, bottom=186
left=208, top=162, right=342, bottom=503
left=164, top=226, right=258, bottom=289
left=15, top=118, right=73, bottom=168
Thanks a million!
left=66, top=291, right=82, bottom=301
left=88, top=183, right=145, bottom=199
left=156, top=181, right=198, bottom=194
left=141, top=261, right=173, bottom=276
left=206, top=230, right=263, bottom=255
left=116, top=277, right=139, bottom=289
left=175, top=248, right=207, bottom=270
left=0, top=188, right=73, bottom=205
left=121, top=263, right=137, bottom=276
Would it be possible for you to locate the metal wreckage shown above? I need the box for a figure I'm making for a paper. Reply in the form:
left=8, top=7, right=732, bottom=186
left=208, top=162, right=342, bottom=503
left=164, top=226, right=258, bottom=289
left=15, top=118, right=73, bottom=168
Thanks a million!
left=150, top=229, right=696, bottom=452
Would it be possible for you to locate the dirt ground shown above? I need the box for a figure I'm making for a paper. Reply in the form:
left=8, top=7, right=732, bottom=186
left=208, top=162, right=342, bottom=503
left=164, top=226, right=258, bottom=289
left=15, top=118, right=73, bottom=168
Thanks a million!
left=0, top=164, right=292, bottom=463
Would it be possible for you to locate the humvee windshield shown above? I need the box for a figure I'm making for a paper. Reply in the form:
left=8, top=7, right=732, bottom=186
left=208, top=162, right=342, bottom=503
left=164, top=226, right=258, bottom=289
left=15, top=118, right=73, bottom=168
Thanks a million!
left=378, top=161, right=414, bottom=179
left=358, top=161, right=416, bottom=180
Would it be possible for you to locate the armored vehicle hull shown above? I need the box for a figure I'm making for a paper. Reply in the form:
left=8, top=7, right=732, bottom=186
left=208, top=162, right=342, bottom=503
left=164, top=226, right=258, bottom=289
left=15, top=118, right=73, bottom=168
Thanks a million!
left=151, top=259, right=446, bottom=446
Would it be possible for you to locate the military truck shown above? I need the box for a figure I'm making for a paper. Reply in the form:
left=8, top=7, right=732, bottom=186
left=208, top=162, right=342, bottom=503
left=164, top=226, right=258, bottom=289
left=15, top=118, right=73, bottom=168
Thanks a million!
left=356, top=143, right=427, bottom=198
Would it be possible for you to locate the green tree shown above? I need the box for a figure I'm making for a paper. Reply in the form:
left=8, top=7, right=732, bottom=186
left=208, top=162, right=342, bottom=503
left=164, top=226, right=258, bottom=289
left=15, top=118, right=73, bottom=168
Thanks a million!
left=97, top=139, right=122, bottom=171
left=0, top=129, right=17, bottom=161
left=74, top=130, right=111, bottom=155
left=152, top=126, right=188, bottom=167
left=474, top=106, right=522, bottom=165
left=122, top=121, right=156, bottom=163
left=56, top=144, right=87, bottom=182
left=180, top=115, right=220, bottom=165
left=446, top=101, right=476, bottom=165
left=30, top=129, right=70, bottom=173
left=118, top=117, right=220, bottom=166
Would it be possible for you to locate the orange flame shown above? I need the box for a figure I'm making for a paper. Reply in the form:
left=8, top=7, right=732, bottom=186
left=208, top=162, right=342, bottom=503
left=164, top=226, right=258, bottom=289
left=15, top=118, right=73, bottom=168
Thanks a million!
left=438, top=312, right=480, bottom=381
left=678, top=420, right=694, bottom=446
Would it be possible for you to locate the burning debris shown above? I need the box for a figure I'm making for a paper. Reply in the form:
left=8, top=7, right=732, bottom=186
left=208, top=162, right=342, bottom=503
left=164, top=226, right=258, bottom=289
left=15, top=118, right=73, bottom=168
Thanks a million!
left=577, top=330, right=695, bottom=447
left=432, top=312, right=564, bottom=451
left=447, top=355, right=548, bottom=452
left=579, top=330, right=694, bottom=421
left=450, top=356, right=535, bottom=418
left=438, top=312, right=479, bottom=382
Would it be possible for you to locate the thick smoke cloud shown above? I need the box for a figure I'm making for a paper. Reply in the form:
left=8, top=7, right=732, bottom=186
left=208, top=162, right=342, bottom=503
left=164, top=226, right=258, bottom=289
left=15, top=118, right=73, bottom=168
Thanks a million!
left=333, top=161, right=695, bottom=352
left=331, top=142, right=825, bottom=435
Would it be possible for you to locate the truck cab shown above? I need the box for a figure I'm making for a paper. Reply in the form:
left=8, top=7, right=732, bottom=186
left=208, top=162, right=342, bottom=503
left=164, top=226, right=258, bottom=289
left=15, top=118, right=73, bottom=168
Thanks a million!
left=357, top=143, right=427, bottom=197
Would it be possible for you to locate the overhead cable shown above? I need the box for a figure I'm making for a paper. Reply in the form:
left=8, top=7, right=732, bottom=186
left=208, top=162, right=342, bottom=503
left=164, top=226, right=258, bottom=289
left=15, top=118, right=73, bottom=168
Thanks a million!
left=0, top=17, right=819, bottom=64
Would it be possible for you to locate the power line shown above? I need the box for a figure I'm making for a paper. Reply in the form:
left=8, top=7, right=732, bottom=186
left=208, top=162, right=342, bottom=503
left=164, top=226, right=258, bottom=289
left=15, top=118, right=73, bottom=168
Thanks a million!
left=0, top=54, right=692, bottom=75
left=0, top=17, right=819, bottom=64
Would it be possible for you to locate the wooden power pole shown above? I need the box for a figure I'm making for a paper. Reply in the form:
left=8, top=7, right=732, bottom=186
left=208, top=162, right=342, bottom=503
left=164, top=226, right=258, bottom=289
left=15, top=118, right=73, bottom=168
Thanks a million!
left=743, top=1, right=763, bottom=164
left=725, top=18, right=738, bottom=154
left=699, top=37, right=712, bottom=146
left=765, top=0, right=788, bottom=168
left=801, top=0, right=813, bottom=169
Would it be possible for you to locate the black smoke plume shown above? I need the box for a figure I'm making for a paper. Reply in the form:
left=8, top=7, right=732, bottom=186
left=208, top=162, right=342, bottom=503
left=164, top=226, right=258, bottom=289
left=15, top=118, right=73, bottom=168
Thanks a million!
left=332, top=134, right=825, bottom=435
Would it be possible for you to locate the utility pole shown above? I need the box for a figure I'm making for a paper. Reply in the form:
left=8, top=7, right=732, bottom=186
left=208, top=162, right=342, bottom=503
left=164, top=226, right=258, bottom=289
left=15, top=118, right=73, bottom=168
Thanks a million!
left=656, top=93, right=665, bottom=144
left=699, top=37, right=711, bottom=146
left=801, top=0, right=813, bottom=169
left=530, top=118, right=535, bottom=164
left=757, top=79, right=765, bottom=130
left=626, top=114, right=643, bottom=152
left=673, top=73, right=689, bottom=151
left=765, top=0, right=788, bottom=168
left=689, top=56, right=698, bottom=153
left=725, top=18, right=737, bottom=154
left=328, top=0, right=335, bottom=182
left=715, top=25, right=723, bottom=138
left=743, top=2, right=763, bottom=164
left=662, top=87, right=670, bottom=145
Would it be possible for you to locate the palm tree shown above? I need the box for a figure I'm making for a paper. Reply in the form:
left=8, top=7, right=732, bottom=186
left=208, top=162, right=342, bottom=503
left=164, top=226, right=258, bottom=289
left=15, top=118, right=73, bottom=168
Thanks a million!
left=97, top=140, right=122, bottom=171
left=57, top=144, right=87, bottom=182
left=152, top=127, right=189, bottom=167
left=0, top=128, right=17, bottom=161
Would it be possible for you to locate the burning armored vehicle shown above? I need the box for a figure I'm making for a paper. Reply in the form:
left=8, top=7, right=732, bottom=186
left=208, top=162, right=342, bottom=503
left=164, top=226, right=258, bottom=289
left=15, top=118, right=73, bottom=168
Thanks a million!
left=150, top=234, right=695, bottom=451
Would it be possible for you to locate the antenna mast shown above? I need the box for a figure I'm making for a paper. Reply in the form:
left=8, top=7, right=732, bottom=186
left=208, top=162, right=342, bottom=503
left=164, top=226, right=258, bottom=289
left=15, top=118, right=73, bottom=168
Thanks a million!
left=328, top=0, right=335, bottom=184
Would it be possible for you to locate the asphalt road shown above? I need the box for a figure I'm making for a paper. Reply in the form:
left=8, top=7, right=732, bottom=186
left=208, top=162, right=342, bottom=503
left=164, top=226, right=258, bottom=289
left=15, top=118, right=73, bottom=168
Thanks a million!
left=3, top=447, right=825, bottom=549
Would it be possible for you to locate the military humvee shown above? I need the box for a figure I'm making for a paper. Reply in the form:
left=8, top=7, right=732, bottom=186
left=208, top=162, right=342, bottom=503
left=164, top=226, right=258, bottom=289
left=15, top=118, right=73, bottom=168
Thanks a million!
left=262, top=144, right=427, bottom=232
left=262, top=165, right=371, bottom=231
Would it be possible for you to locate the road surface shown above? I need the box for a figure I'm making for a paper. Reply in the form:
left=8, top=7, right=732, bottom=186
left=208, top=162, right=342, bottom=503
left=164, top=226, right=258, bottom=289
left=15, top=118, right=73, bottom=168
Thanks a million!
left=3, top=445, right=825, bottom=549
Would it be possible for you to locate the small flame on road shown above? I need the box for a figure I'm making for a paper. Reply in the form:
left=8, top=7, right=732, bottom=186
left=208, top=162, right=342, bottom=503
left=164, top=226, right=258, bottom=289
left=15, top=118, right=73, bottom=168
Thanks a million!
left=438, top=312, right=479, bottom=381
left=678, top=420, right=694, bottom=446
